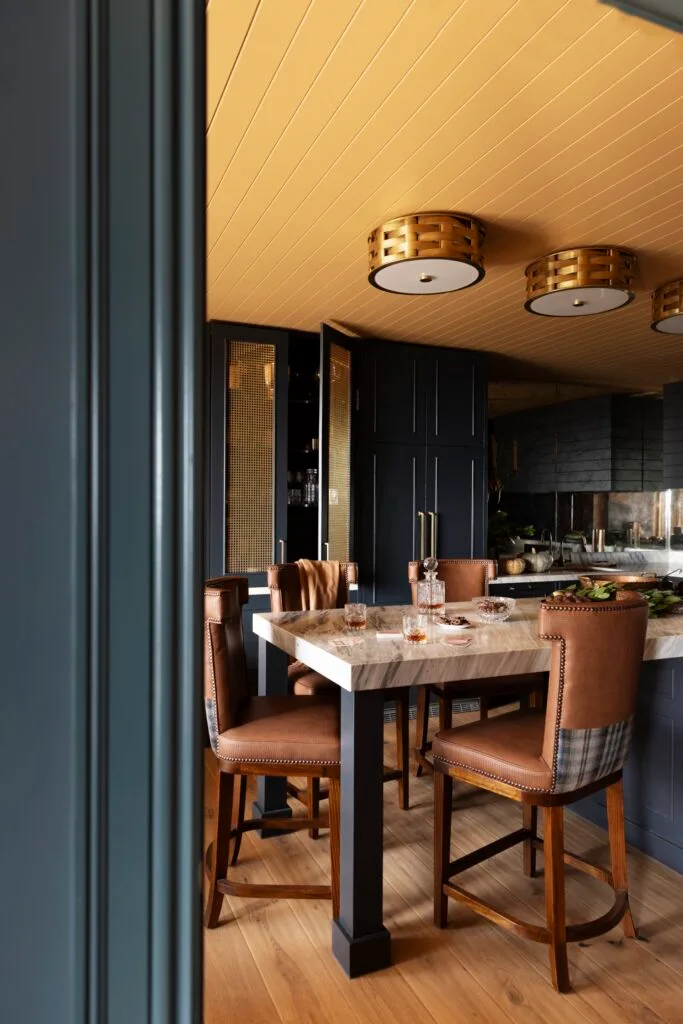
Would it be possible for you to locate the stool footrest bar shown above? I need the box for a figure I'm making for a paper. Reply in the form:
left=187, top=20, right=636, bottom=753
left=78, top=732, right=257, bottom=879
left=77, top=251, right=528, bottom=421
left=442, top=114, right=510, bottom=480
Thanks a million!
left=447, top=828, right=530, bottom=877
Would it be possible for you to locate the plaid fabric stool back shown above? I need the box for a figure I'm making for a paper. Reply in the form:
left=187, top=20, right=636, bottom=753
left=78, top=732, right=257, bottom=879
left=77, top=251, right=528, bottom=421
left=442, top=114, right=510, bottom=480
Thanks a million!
left=203, top=576, right=249, bottom=754
left=538, top=593, right=648, bottom=794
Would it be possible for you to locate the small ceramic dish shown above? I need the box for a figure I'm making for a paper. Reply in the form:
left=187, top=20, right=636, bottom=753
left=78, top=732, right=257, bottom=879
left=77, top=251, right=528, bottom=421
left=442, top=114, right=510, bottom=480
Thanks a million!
left=435, top=614, right=472, bottom=633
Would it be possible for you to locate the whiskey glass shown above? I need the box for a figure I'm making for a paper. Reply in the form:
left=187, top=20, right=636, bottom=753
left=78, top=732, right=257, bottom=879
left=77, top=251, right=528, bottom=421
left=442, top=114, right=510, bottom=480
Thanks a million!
left=344, top=602, right=367, bottom=631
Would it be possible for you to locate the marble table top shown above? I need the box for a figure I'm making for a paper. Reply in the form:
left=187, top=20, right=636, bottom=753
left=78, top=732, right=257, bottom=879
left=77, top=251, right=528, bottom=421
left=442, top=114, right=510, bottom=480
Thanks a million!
left=253, top=599, right=683, bottom=692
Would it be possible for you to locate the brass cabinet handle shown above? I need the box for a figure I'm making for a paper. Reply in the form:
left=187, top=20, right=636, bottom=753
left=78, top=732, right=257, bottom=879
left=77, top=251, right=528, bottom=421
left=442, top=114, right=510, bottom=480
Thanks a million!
left=277, top=538, right=286, bottom=563
left=428, top=511, right=437, bottom=558
left=417, top=511, right=426, bottom=560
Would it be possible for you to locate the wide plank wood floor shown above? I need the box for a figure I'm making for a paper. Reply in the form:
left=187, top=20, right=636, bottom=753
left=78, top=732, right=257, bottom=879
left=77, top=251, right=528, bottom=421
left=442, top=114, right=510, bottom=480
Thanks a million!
left=203, top=712, right=683, bottom=1024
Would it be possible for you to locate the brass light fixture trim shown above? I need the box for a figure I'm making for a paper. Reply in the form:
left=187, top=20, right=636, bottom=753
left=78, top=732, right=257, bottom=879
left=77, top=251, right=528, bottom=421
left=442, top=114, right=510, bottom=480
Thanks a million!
left=368, top=212, right=485, bottom=294
left=651, top=279, right=683, bottom=334
left=524, top=246, right=636, bottom=317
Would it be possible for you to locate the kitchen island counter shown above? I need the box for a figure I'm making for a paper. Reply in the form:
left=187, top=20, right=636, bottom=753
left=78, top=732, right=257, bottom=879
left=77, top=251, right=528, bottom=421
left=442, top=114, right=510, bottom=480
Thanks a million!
left=256, top=599, right=683, bottom=878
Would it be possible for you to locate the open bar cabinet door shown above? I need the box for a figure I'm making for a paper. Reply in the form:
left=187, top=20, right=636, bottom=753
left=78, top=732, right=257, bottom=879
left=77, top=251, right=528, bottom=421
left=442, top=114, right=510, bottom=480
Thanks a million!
left=319, top=322, right=356, bottom=563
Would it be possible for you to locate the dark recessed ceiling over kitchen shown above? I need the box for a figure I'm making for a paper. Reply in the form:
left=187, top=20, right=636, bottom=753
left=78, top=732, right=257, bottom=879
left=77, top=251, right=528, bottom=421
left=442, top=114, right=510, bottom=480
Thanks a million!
left=206, top=0, right=683, bottom=390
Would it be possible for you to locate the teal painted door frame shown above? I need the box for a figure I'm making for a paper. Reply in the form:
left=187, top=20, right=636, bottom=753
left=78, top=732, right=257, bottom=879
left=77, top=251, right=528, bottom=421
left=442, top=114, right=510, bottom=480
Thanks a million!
left=0, top=2, right=206, bottom=1022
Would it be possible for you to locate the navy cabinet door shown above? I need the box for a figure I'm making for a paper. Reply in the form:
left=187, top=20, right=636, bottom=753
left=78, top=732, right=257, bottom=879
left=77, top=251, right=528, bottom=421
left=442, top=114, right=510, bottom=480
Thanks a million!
left=357, top=342, right=486, bottom=449
left=319, top=323, right=355, bottom=561
left=355, top=443, right=426, bottom=606
left=623, top=661, right=682, bottom=854
left=576, top=658, right=683, bottom=874
left=424, top=350, right=486, bottom=448
left=356, top=343, right=425, bottom=445
left=426, top=446, right=487, bottom=560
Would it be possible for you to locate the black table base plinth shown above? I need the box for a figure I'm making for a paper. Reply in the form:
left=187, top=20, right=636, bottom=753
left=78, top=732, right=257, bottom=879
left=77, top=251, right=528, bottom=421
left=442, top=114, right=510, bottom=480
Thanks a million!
left=331, top=919, right=391, bottom=978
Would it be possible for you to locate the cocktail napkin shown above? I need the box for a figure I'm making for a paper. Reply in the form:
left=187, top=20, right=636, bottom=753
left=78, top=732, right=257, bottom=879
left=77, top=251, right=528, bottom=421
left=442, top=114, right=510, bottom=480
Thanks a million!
left=376, top=631, right=402, bottom=639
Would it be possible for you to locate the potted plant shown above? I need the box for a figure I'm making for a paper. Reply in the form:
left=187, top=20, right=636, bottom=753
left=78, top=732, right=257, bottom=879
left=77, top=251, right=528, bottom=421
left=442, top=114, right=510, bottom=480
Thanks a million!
left=487, top=510, right=535, bottom=558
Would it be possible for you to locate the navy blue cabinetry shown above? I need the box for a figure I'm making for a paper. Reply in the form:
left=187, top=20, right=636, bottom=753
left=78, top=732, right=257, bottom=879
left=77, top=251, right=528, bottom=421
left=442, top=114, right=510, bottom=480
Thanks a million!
left=354, top=443, right=426, bottom=606
left=663, top=381, right=683, bottom=489
left=357, top=342, right=486, bottom=448
left=575, top=657, right=683, bottom=874
left=354, top=342, right=487, bottom=606
left=426, top=445, right=486, bottom=561
left=493, top=395, right=663, bottom=494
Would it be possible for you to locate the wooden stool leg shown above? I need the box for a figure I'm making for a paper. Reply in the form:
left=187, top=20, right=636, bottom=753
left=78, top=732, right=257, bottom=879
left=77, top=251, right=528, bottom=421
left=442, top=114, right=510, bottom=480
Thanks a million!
left=230, top=774, right=247, bottom=866
left=433, top=769, right=453, bottom=928
left=522, top=804, right=538, bottom=878
left=607, top=778, right=637, bottom=938
left=395, top=693, right=410, bottom=811
left=438, top=690, right=452, bottom=733
left=543, top=805, right=570, bottom=993
left=328, top=776, right=341, bottom=920
left=308, top=777, right=320, bottom=840
left=414, top=686, right=429, bottom=777
left=529, top=689, right=544, bottom=710
left=204, top=770, right=234, bottom=928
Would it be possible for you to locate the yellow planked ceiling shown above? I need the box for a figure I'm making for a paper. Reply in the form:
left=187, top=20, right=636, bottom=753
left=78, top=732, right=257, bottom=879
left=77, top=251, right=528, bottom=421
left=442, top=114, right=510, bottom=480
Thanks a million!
left=205, top=0, right=683, bottom=389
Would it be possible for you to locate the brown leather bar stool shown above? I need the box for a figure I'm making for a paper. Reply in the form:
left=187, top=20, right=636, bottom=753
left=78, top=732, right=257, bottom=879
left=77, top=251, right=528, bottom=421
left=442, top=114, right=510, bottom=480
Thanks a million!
left=409, top=558, right=547, bottom=776
left=269, top=560, right=410, bottom=824
left=432, top=593, right=649, bottom=992
left=203, top=576, right=340, bottom=927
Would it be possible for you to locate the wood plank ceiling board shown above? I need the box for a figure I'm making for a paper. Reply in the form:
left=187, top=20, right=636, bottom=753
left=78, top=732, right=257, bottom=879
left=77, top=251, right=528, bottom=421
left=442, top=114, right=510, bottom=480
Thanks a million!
left=206, top=0, right=683, bottom=389
left=207, top=0, right=462, bottom=294
left=207, top=0, right=416, bottom=271
left=205, top=0, right=262, bottom=130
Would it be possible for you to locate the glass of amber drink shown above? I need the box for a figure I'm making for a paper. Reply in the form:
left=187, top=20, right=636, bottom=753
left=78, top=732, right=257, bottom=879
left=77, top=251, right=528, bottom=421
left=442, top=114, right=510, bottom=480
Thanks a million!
left=344, top=602, right=367, bottom=631
left=402, top=614, right=429, bottom=645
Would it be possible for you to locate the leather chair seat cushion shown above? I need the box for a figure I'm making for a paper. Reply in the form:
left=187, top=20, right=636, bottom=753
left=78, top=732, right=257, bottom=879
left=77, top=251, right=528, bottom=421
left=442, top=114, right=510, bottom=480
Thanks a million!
left=432, top=672, right=547, bottom=700
left=288, top=660, right=337, bottom=696
left=293, top=674, right=338, bottom=696
left=217, top=696, right=340, bottom=765
left=433, top=708, right=553, bottom=791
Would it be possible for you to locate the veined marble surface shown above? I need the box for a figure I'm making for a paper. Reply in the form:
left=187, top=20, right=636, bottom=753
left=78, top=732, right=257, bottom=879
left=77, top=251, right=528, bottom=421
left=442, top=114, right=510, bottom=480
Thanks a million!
left=252, top=599, right=683, bottom=692
left=490, top=571, right=581, bottom=585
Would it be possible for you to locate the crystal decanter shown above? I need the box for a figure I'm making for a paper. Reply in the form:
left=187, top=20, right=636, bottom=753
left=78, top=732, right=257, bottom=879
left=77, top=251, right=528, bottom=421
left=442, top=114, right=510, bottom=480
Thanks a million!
left=416, top=557, right=445, bottom=621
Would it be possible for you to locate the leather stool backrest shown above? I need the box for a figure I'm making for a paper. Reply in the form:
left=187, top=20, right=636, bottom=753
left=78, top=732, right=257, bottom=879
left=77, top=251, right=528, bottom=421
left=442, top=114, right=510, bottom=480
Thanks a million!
left=538, top=593, right=648, bottom=793
left=408, top=558, right=496, bottom=605
left=267, top=561, right=358, bottom=612
left=203, top=576, right=249, bottom=753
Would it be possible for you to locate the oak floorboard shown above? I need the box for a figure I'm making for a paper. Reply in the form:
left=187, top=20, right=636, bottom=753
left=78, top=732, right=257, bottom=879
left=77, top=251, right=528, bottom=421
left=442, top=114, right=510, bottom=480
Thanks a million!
left=387, top=726, right=683, bottom=1024
left=383, top=809, right=608, bottom=1024
left=481, top=796, right=683, bottom=990
left=295, top=824, right=515, bottom=1024
left=203, top=722, right=683, bottom=1024
left=202, top=757, right=283, bottom=1024
left=219, top=833, right=365, bottom=1024
left=396, top=786, right=672, bottom=1024
left=389, top=720, right=683, bottom=1024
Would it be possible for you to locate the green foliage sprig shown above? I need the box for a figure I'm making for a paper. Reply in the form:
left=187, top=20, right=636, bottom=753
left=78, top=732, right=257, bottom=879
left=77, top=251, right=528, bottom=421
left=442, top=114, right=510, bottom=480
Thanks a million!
left=553, top=583, right=681, bottom=617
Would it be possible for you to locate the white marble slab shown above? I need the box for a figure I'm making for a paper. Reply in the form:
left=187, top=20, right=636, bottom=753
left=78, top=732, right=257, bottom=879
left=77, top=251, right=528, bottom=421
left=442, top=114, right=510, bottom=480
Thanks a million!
left=252, top=599, right=683, bottom=693
left=490, top=571, right=581, bottom=584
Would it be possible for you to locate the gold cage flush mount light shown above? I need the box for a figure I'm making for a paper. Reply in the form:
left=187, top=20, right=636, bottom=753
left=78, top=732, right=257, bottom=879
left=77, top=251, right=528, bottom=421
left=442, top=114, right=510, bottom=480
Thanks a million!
left=524, top=246, right=636, bottom=316
left=367, top=212, right=485, bottom=294
left=651, top=280, right=683, bottom=334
